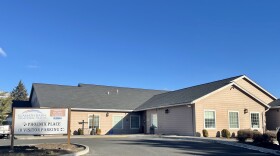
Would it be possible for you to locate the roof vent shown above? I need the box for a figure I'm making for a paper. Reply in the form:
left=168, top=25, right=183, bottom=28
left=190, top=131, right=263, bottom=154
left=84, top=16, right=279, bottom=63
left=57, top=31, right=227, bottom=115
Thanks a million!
left=117, top=89, right=119, bottom=94
left=107, top=91, right=110, bottom=95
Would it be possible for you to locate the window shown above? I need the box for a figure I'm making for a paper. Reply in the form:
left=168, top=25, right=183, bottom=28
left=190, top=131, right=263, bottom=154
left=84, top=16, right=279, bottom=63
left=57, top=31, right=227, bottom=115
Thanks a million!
left=229, top=112, right=239, bottom=128
left=151, top=113, right=158, bottom=128
left=113, top=116, right=123, bottom=129
left=88, top=115, right=100, bottom=129
left=130, top=115, right=140, bottom=129
left=204, top=110, right=216, bottom=128
left=251, top=113, right=260, bottom=128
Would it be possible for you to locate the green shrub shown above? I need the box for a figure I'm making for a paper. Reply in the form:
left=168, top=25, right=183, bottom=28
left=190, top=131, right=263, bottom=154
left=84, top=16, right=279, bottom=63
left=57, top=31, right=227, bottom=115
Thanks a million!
left=202, top=129, right=209, bottom=137
left=252, top=130, right=260, bottom=136
left=265, top=131, right=276, bottom=140
left=78, top=128, right=84, bottom=135
left=253, top=131, right=275, bottom=145
left=237, top=129, right=253, bottom=142
left=252, top=131, right=263, bottom=143
left=231, top=132, right=236, bottom=138
left=238, top=130, right=276, bottom=144
left=262, top=133, right=274, bottom=144
left=221, top=129, right=230, bottom=138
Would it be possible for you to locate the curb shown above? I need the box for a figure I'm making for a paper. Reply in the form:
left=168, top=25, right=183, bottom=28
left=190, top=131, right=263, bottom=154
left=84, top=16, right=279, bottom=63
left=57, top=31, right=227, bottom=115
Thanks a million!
left=15, top=135, right=130, bottom=140
left=14, top=134, right=159, bottom=140
left=161, top=136, right=280, bottom=155
left=62, top=143, right=89, bottom=156
left=214, top=140, right=280, bottom=155
left=11, top=143, right=89, bottom=156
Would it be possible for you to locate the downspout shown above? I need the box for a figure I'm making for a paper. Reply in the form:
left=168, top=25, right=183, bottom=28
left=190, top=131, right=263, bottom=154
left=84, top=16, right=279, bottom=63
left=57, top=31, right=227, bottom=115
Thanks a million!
left=262, top=107, right=270, bottom=133
left=192, top=103, right=196, bottom=136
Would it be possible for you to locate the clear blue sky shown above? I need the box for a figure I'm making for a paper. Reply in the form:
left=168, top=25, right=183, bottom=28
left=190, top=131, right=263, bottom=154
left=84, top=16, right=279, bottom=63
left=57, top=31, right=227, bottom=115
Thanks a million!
left=0, top=1, right=279, bottom=97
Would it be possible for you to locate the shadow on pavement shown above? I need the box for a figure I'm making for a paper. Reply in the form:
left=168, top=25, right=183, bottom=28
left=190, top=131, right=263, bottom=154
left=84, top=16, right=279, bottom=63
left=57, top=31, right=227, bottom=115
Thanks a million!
left=108, top=138, right=270, bottom=155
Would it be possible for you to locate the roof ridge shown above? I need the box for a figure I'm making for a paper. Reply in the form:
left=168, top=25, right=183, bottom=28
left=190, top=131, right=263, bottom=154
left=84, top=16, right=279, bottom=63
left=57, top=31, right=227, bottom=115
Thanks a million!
left=183, top=75, right=243, bottom=89
left=152, top=75, right=243, bottom=96
left=78, top=83, right=168, bottom=92
left=33, top=83, right=80, bottom=88
left=33, top=83, right=167, bottom=92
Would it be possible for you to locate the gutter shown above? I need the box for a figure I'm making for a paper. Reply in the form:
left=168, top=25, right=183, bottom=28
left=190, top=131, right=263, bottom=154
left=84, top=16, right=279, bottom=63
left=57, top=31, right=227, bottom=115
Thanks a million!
left=71, top=108, right=134, bottom=112
left=262, top=107, right=270, bottom=133
left=268, top=106, right=280, bottom=109
left=134, top=102, right=193, bottom=112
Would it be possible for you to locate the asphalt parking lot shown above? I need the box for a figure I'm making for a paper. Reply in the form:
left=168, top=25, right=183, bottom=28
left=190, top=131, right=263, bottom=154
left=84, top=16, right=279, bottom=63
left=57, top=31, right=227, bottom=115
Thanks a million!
left=0, top=137, right=273, bottom=155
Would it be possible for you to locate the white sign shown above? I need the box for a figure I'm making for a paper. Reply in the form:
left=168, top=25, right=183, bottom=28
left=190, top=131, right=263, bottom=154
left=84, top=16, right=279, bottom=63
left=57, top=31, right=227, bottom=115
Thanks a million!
left=14, top=108, right=68, bottom=135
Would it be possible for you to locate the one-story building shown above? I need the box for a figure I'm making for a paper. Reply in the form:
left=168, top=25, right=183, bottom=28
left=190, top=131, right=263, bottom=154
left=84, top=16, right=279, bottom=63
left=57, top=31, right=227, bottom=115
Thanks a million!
left=28, top=75, right=278, bottom=137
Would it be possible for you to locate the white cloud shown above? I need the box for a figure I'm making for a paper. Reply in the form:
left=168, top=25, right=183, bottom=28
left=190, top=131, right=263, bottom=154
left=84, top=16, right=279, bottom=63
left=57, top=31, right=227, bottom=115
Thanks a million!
left=0, top=47, right=7, bottom=57
left=26, top=65, right=40, bottom=69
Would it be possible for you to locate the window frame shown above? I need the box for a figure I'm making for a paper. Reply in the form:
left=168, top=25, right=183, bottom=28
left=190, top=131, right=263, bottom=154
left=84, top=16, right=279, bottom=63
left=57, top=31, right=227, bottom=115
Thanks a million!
left=88, top=114, right=100, bottom=129
left=151, top=113, right=158, bottom=128
left=112, top=115, right=124, bottom=129
left=204, top=109, right=216, bottom=129
left=250, top=112, right=260, bottom=129
left=130, top=115, right=140, bottom=129
left=228, top=111, right=240, bottom=129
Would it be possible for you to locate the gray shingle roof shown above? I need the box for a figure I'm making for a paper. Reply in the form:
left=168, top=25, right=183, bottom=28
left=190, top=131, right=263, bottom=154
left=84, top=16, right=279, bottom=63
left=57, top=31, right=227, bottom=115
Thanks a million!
left=269, top=99, right=280, bottom=108
left=32, top=83, right=167, bottom=110
left=135, top=75, right=243, bottom=110
left=31, top=75, right=245, bottom=111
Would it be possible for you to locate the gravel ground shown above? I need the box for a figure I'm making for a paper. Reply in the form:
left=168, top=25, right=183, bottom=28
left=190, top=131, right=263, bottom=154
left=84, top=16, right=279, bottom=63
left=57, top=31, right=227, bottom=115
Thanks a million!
left=0, top=143, right=84, bottom=156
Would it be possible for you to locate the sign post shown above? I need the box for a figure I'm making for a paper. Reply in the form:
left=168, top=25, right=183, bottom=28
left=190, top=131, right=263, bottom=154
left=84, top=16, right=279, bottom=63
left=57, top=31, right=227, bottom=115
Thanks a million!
left=67, top=108, right=71, bottom=146
left=92, top=114, right=94, bottom=134
left=10, top=108, right=15, bottom=151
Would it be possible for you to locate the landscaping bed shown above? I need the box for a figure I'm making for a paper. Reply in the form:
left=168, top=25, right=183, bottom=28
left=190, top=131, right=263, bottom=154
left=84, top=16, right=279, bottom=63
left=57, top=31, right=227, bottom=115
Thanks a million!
left=0, top=143, right=85, bottom=156
left=201, top=129, right=280, bottom=152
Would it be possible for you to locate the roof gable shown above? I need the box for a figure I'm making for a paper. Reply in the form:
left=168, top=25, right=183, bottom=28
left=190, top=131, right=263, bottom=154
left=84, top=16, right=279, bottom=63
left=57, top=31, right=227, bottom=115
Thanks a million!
left=135, top=75, right=243, bottom=110
left=234, top=76, right=277, bottom=100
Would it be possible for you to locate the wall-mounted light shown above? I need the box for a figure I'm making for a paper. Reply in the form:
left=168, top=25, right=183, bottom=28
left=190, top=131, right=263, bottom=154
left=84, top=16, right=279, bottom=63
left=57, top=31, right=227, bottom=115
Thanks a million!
left=106, top=112, right=109, bottom=117
left=187, top=105, right=192, bottom=108
left=165, top=109, right=169, bottom=114
left=244, top=108, right=248, bottom=114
